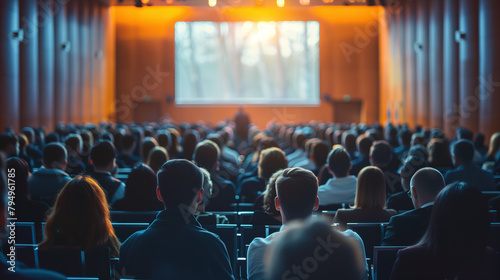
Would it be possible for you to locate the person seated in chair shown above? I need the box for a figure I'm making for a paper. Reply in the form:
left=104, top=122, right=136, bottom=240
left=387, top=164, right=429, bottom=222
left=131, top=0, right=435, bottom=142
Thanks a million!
left=118, top=159, right=234, bottom=279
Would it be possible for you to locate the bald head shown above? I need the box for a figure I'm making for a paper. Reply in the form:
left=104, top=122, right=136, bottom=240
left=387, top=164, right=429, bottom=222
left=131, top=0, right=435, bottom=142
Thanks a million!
left=410, top=167, right=445, bottom=208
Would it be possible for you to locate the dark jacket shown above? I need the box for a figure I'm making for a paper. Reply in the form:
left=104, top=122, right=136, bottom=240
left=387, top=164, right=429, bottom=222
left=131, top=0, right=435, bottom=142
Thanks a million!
left=87, top=171, right=125, bottom=205
left=1, top=254, right=66, bottom=280
left=382, top=206, right=433, bottom=246
left=445, top=163, right=497, bottom=191
left=118, top=208, right=234, bottom=280
left=386, top=191, right=414, bottom=211
left=28, top=168, right=72, bottom=206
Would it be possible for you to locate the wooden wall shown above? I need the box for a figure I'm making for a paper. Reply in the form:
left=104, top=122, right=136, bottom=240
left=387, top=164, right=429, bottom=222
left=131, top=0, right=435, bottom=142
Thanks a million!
left=0, top=0, right=115, bottom=133
left=114, top=6, right=382, bottom=129
left=379, top=0, right=500, bottom=139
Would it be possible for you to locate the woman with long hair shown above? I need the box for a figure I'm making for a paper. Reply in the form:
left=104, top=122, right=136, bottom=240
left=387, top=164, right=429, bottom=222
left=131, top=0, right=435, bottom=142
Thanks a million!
left=391, top=182, right=499, bottom=279
left=39, top=176, right=120, bottom=257
left=333, top=166, right=397, bottom=228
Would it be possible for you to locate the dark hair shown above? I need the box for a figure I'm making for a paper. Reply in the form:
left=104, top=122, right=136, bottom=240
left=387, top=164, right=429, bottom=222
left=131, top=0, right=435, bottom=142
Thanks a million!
left=258, top=147, right=288, bottom=180
left=121, top=134, right=137, bottom=151
left=398, top=129, right=412, bottom=147
left=294, top=133, right=307, bottom=150
left=157, top=159, right=203, bottom=209
left=356, top=135, right=373, bottom=156
left=370, top=140, right=392, bottom=166
left=45, top=132, right=60, bottom=144
left=43, top=143, right=67, bottom=169
left=342, top=132, right=358, bottom=154
left=408, top=144, right=429, bottom=161
left=418, top=182, right=490, bottom=259
left=90, top=140, right=116, bottom=169
left=456, top=127, right=473, bottom=141
left=0, top=133, right=18, bottom=153
left=7, top=157, right=30, bottom=200
left=400, top=155, right=428, bottom=191
left=263, top=170, right=284, bottom=216
left=21, top=127, right=35, bottom=144
left=141, top=137, right=158, bottom=162
left=64, top=134, right=83, bottom=154
left=451, top=139, right=475, bottom=164
left=156, top=130, right=172, bottom=150
left=193, top=140, right=220, bottom=171
left=327, top=145, right=351, bottom=177
left=17, top=134, right=28, bottom=151
left=276, top=167, right=318, bottom=221
left=311, top=142, right=329, bottom=168
left=182, top=130, right=200, bottom=161
left=147, top=146, right=169, bottom=174
left=474, top=133, right=485, bottom=148
left=123, top=164, right=159, bottom=206
left=427, top=138, right=453, bottom=168
left=39, top=176, right=120, bottom=257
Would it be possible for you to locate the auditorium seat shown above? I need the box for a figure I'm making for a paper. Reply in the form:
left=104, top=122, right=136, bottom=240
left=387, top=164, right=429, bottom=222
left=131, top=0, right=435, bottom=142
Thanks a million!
left=12, top=244, right=38, bottom=268
left=372, top=246, right=406, bottom=280
left=8, top=222, right=36, bottom=244
left=203, top=224, right=238, bottom=276
left=341, top=223, right=387, bottom=263
left=112, top=223, right=149, bottom=242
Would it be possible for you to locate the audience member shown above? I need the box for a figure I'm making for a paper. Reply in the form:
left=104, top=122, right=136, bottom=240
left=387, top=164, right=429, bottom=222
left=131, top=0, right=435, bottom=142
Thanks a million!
left=181, top=130, right=200, bottom=161
left=247, top=167, right=367, bottom=280
left=116, top=134, right=142, bottom=168
left=141, top=136, right=158, bottom=163
left=28, top=143, right=72, bottom=206
left=370, top=140, right=403, bottom=196
left=0, top=133, right=19, bottom=158
left=267, top=219, right=366, bottom=280
left=342, top=131, right=360, bottom=161
left=17, top=133, right=33, bottom=171
left=118, top=159, right=234, bottom=279
left=318, top=145, right=357, bottom=208
left=393, top=129, right=412, bottom=160
left=310, top=141, right=329, bottom=176
left=350, top=135, right=372, bottom=177
left=239, top=147, right=288, bottom=203
left=333, top=166, right=397, bottom=228
left=193, top=140, right=236, bottom=211
left=194, top=168, right=229, bottom=224
left=391, top=182, right=499, bottom=279
left=386, top=155, right=427, bottom=211
left=485, top=132, right=500, bottom=162
left=112, top=164, right=164, bottom=211
left=427, top=138, right=453, bottom=172
left=251, top=170, right=284, bottom=225
left=146, top=146, right=169, bottom=174
left=22, top=127, right=43, bottom=168
left=383, top=168, right=445, bottom=246
left=64, top=133, right=86, bottom=176
left=88, top=140, right=126, bottom=204
left=444, top=139, right=496, bottom=191
left=39, top=176, right=120, bottom=257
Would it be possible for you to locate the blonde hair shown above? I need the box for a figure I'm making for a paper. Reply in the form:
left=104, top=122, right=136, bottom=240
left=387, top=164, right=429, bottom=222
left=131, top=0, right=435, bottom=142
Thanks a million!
left=354, top=166, right=386, bottom=209
left=487, top=132, right=500, bottom=158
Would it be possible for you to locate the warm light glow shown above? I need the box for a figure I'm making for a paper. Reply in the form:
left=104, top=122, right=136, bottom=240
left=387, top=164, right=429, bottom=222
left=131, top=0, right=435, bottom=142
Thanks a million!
left=209, top=0, right=217, bottom=7
left=277, top=0, right=285, bottom=7
left=141, top=0, right=149, bottom=4
left=255, top=0, right=264, bottom=6
left=322, top=0, right=334, bottom=3
left=166, top=0, right=174, bottom=3
left=299, top=0, right=310, bottom=5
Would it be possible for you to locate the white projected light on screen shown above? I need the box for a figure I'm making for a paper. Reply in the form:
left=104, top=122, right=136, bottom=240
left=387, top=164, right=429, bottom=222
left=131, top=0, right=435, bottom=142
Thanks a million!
left=175, top=21, right=320, bottom=105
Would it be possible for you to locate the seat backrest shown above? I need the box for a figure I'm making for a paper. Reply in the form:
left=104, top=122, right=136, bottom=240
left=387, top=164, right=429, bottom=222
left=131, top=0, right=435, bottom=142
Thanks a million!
left=112, top=223, right=149, bottom=242
left=372, top=246, right=406, bottom=280
left=489, top=223, right=500, bottom=252
left=203, top=224, right=238, bottom=273
left=346, top=223, right=385, bottom=261
left=12, top=244, right=38, bottom=268
left=109, top=211, right=159, bottom=223
left=10, top=222, right=36, bottom=244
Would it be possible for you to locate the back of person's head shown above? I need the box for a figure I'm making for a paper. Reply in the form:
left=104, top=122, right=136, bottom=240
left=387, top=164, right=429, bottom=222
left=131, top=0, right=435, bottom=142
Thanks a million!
left=259, top=138, right=279, bottom=151
left=45, top=132, right=60, bottom=144
left=410, top=167, right=445, bottom=207
left=427, top=138, right=452, bottom=167
left=199, top=168, right=213, bottom=206
left=400, top=155, right=428, bottom=191
left=64, top=133, right=83, bottom=155
left=80, top=130, right=94, bottom=153
left=167, top=128, right=181, bottom=155
left=0, top=132, right=18, bottom=157
left=275, top=167, right=318, bottom=221
left=121, top=134, right=137, bottom=152
left=157, top=159, right=203, bottom=209
left=90, top=140, right=116, bottom=169
left=411, top=133, right=427, bottom=147
left=398, top=129, right=412, bottom=147
left=420, top=182, right=489, bottom=258
left=293, top=133, right=307, bottom=150
left=156, top=130, right=172, bottom=150
left=268, top=219, right=365, bottom=280
left=182, top=130, right=200, bottom=161
left=147, top=146, right=169, bottom=174
left=206, top=133, right=224, bottom=152
left=141, top=137, right=158, bottom=162
left=355, top=166, right=386, bottom=209
left=327, top=145, right=351, bottom=178
left=40, top=176, right=119, bottom=254
left=7, top=157, right=30, bottom=199
left=487, top=132, right=500, bottom=158
left=124, top=164, right=158, bottom=204
left=17, top=133, right=28, bottom=152
left=456, top=127, right=473, bottom=141
left=370, top=140, right=393, bottom=167
left=258, top=147, right=288, bottom=180
left=356, top=134, right=373, bottom=157
left=342, top=131, right=358, bottom=153
left=474, top=133, right=485, bottom=148
left=451, top=139, right=475, bottom=165
left=311, top=141, right=329, bottom=168
left=263, top=170, right=284, bottom=217
left=21, top=127, right=35, bottom=144
left=407, top=144, right=429, bottom=161
left=43, top=143, right=67, bottom=169
left=193, top=140, right=220, bottom=171
left=430, top=128, right=445, bottom=140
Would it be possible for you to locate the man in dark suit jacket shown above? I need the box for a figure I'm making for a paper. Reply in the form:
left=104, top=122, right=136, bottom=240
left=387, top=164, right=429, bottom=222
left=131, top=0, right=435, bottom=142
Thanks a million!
left=118, top=159, right=234, bottom=279
left=382, top=167, right=445, bottom=246
left=444, top=139, right=496, bottom=191
left=88, top=140, right=125, bottom=205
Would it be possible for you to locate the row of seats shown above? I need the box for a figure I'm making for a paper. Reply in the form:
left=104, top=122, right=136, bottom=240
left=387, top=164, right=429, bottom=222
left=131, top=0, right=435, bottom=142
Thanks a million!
left=7, top=222, right=500, bottom=280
